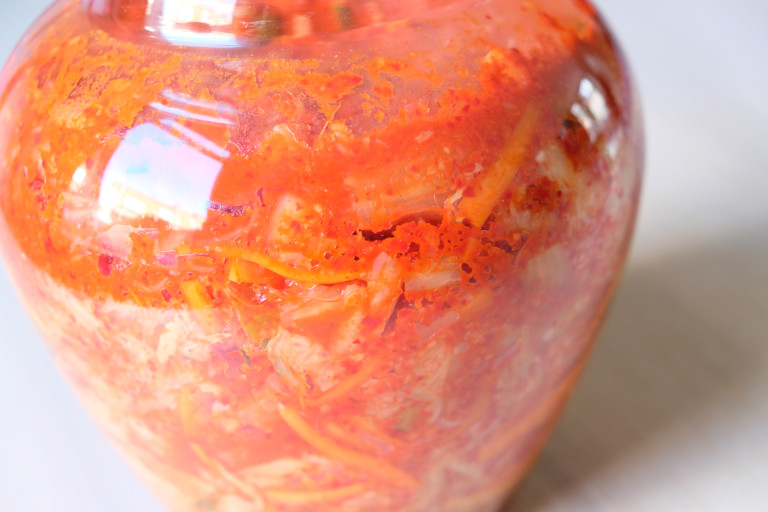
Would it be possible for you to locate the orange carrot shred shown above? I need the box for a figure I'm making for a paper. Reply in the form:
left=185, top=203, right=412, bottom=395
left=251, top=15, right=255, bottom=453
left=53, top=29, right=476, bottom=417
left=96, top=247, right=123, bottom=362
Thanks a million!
left=457, top=105, right=539, bottom=227
left=278, top=405, right=419, bottom=490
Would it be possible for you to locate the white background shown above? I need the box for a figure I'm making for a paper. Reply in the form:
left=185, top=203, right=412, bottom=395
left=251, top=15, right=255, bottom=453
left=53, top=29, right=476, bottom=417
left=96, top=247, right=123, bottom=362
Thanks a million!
left=1, top=1, right=766, bottom=511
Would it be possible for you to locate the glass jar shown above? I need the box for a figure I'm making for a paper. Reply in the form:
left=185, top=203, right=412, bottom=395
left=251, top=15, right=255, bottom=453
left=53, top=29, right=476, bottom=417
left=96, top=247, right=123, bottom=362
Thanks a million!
left=0, top=1, right=642, bottom=511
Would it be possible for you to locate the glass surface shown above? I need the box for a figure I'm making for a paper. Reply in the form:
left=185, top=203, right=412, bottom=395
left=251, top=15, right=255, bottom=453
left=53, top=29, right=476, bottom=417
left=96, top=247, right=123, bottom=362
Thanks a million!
left=0, top=1, right=642, bottom=511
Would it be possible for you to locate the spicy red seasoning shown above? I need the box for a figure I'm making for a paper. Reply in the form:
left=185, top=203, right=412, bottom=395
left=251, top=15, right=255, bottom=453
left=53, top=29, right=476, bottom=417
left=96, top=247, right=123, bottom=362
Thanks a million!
left=0, top=1, right=642, bottom=511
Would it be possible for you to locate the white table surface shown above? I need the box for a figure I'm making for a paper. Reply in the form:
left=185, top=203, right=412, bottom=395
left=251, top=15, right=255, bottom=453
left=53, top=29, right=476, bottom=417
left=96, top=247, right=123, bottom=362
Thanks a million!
left=1, top=1, right=766, bottom=511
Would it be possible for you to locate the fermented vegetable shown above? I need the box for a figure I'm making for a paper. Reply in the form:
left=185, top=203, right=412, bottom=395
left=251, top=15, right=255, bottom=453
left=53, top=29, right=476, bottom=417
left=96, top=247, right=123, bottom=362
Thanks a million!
left=0, top=1, right=642, bottom=511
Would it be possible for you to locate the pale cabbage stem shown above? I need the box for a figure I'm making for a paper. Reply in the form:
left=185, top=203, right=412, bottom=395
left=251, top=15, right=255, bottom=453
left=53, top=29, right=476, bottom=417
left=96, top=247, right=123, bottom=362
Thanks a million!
left=278, top=404, right=420, bottom=490
left=457, top=105, right=539, bottom=227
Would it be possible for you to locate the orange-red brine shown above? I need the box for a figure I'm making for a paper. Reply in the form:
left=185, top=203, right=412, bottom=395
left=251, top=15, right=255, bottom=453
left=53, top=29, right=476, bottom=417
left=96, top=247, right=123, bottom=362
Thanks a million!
left=0, top=1, right=642, bottom=511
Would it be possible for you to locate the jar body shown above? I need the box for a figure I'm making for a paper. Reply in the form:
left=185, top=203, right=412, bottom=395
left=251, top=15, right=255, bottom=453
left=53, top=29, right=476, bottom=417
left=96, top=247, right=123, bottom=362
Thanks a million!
left=0, top=1, right=642, bottom=511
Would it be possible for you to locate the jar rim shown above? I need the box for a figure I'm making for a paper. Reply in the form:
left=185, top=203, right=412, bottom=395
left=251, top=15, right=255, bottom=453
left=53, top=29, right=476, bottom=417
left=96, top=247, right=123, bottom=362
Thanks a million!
left=81, top=0, right=457, bottom=50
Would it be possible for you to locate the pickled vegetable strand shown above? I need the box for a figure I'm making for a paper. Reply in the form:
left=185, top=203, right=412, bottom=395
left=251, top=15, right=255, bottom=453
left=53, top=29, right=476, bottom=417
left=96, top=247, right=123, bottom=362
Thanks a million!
left=278, top=405, right=420, bottom=490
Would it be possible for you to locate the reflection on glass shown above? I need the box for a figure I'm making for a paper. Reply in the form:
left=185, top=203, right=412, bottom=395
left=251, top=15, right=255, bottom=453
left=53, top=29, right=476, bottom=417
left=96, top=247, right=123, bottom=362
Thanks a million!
left=161, top=90, right=238, bottom=118
left=159, top=0, right=239, bottom=47
left=570, top=77, right=609, bottom=142
left=151, top=102, right=235, bottom=126
left=97, top=123, right=223, bottom=230
left=69, top=164, right=88, bottom=191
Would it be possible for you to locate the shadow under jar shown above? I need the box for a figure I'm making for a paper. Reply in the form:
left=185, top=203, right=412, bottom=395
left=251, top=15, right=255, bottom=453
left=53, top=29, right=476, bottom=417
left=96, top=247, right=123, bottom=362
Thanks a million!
left=0, top=1, right=643, bottom=511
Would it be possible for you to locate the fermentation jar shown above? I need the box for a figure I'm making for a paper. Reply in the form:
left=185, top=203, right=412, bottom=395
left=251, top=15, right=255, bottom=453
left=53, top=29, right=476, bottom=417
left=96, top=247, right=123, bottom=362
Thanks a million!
left=0, top=1, right=642, bottom=511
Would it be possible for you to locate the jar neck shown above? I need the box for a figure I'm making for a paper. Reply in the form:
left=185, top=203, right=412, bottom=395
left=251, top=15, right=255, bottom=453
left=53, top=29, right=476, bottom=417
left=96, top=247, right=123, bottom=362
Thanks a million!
left=81, top=0, right=455, bottom=47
